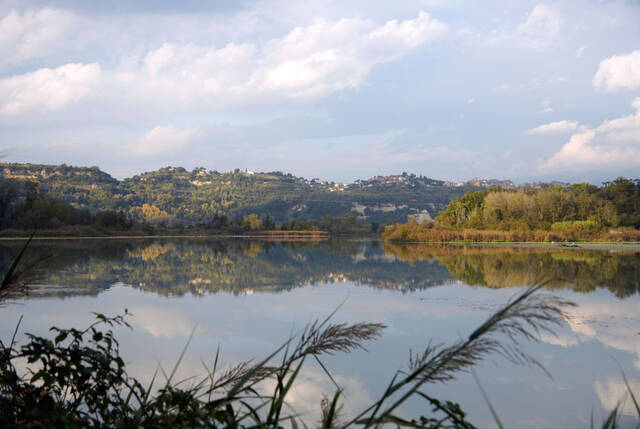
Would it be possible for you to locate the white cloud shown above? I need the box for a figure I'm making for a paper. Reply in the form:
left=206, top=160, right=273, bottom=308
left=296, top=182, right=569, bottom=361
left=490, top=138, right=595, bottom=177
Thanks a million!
left=0, top=8, right=77, bottom=64
left=119, top=11, right=447, bottom=106
left=0, top=63, right=101, bottom=115
left=526, top=120, right=579, bottom=135
left=541, top=97, right=640, bottom=172
left=539, top=98, right=553, bottom=114
left=539, top=294, right=640, bottom=417
left=538, top=332, right=579, bottom=348
left=517, top=4, right=562, bottom=49
left=0, top=11, right=447, bottom=118
left=594, top=50, right=640, bottom=92
left=261, top=369, right=373, bottom=422
left=130, top=306, right=201, bottom=339
left=129, top=125, right=205, bottom=157
left=596, top=377, right=640, bottom=415
left=256, top=11, right=446, bottom=97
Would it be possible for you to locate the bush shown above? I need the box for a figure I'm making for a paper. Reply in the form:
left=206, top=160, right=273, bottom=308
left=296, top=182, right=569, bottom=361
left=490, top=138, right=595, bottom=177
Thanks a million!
left=551, top=220, right=601, bottom=234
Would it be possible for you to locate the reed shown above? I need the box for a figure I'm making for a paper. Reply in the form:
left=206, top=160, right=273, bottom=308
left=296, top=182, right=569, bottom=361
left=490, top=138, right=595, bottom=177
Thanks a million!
left=0, top=233, right=50, bottom=303
left=1, top=245, right=638, bottom=427
left=382, top=222, right=640, bottom=243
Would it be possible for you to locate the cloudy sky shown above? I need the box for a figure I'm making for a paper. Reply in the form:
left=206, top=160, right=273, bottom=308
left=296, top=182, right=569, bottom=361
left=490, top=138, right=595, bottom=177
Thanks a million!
left=1, top=0, right=639, bottom=183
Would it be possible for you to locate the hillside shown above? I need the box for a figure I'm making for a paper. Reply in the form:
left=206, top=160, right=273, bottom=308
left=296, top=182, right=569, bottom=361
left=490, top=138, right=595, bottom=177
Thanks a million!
left=0, top=163, right=563, bottom=225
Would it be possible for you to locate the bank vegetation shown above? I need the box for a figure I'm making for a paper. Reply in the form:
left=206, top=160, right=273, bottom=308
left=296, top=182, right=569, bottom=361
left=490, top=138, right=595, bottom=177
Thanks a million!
left=383, top=178, right=640, bottom=243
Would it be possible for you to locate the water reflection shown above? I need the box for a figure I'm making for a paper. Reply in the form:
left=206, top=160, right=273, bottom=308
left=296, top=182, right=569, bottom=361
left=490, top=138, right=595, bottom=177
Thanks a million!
left=0, top=238, right=638, bottom=299
left=1, top=238, right=639, bottom=427
left=0, top=239, right=453, bottom=297
left=382, top=243, right=640, bottom=297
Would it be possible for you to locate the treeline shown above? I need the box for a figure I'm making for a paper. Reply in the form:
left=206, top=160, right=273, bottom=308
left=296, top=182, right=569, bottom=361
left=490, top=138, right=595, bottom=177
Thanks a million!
left=383, top=177, right=640, bottom=242
left=0, top=239, right=451, bottom=298
left=277, top=214, right=367, bottom=234
left=195, top=212, right=366, bottom=234
left=0, top=179, right=366, bottom=236
left=381, top=243, right=640, bottom=298
left=0, top=163, right=474, bottom=225
left=0, top=180, right=135, bottom=233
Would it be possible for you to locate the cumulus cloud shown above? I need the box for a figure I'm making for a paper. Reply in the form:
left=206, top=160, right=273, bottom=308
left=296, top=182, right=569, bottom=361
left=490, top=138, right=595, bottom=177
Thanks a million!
left=540, top=97, right=640, bottom=171
left=560, top=293, right=640, bottom=372
left=517, top=4, right=562, bottom=49
left=595, top=377, right=640, bottom=415
left=129, top=125, right=205, bottom=157
left=0, top=8, right=77, bottom=64
left=261, top=368, right=373, bottom=420
left=0, top=11, right=447, bottom=117
left=130, top=306, right=201, bottom=339
left=538, top=332, right=579, bottom=348
left=118, top=11, right=447, bottom=105
left=0, top=63, right=101, bottom=115
left=525, top=120, right=579, bottom=135
left=253, top=11, right=447, bottom=97
left=594, top=50, right=640, bottom=92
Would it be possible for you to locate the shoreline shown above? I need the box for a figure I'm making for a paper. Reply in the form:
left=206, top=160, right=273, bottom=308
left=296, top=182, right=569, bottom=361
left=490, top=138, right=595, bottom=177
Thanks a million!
left=0, top=232, right=331, bottom=241
left=0, top=234, right=638, bottom=250
left=383, top=240, right=640, bottom=250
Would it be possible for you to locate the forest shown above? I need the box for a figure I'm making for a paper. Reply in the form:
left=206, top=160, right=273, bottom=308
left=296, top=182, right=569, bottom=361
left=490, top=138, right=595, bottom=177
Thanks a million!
left=0, top=163, right=478, bottom=227
left=3, top=163, right=639, bottom=241
left=0, top=176, right=375, bottom=235
left=382, top=178, right=640, bottom=242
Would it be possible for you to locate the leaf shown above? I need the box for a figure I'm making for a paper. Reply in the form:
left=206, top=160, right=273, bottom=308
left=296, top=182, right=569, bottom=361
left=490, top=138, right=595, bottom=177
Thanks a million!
left=54, top=332, right=68, bottom=344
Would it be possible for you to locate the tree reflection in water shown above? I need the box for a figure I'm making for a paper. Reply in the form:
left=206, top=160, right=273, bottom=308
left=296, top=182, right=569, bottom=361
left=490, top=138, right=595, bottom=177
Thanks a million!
left=0, top=238, right=637, bottom=299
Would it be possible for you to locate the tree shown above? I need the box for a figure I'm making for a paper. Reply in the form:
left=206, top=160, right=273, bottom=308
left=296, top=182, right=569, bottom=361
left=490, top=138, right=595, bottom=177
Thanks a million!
left=262, top=215, right=275, bottom=230
left=243, top=214, right=262, bottom=230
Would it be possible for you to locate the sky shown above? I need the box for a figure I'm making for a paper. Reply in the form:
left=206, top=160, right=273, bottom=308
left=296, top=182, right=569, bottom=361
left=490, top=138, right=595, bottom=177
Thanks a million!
left=0, top=0, right=639, bottom=183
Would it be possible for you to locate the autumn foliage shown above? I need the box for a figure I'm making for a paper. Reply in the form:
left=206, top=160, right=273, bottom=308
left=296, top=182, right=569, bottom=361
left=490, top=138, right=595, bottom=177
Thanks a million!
left=383, top=178, right=640, bottom=242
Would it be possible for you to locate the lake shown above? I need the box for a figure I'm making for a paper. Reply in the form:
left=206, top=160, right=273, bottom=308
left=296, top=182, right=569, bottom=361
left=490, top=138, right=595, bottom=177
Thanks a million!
left=1, top=237, right=639, bottom=428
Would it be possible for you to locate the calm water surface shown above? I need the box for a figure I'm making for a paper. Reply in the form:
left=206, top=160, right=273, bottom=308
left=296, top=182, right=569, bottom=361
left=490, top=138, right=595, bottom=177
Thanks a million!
left=1, top=238, right=639, bottom=428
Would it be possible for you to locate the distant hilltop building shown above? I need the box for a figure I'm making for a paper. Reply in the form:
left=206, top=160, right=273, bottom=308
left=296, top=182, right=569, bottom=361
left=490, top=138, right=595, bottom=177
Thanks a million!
left=518, top=180, right=570, bottom=189
left=0, top=162, right=577, bottom=226
left=465, top=178, right=516, bottom=189
left=446, top=178, right=570, bottom=190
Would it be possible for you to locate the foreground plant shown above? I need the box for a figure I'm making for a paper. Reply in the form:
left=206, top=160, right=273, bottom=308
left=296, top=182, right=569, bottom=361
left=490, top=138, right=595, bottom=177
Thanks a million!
left=0, top=234, right=48, bottom=303
left=0, top=240, right=636, bottom=428
left=1, top=283, right=595, bottom=428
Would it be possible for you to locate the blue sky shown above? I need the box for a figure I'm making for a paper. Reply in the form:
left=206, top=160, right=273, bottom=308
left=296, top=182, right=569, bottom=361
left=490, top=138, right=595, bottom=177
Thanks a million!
left=1, top=0, right=639, bottom=183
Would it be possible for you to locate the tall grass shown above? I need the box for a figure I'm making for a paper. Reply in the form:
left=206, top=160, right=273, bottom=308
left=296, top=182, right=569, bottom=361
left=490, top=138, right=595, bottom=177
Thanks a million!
left=0, top=283, right=576, bottom=428
left=1, top=244, right=639, bottom=427
left=0, top=233, right=50, bottom=302
left=382, top=221, right=640, bottom=243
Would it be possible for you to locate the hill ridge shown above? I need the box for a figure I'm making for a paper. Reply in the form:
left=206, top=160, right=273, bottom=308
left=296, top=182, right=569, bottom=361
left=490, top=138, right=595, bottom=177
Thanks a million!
left=0, top=162, right=568, bottom=225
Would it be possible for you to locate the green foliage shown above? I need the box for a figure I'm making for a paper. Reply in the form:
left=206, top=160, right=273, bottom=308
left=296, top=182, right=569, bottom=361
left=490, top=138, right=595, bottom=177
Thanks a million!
left=5, top=238, right=640, bottom=301
left=0, top=163, right=479, bottom=227
left=0, top=239, right=455, bottom=297
left=433, top=179, right=639, bottom=234
left=277, top=214, right=364, bottom=233
left=1, top=238, right=639, bottom=427
left=0, top=178, right=136, bottom=232
left=436, top=189, right=492, bottom=228
left=0, top=311, right=386, bottom=428
left=381, top=244, right=640, bottom=298
left=602, top=177, right=640, bottom=227
left=551, top=220, right=600, bottom=234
